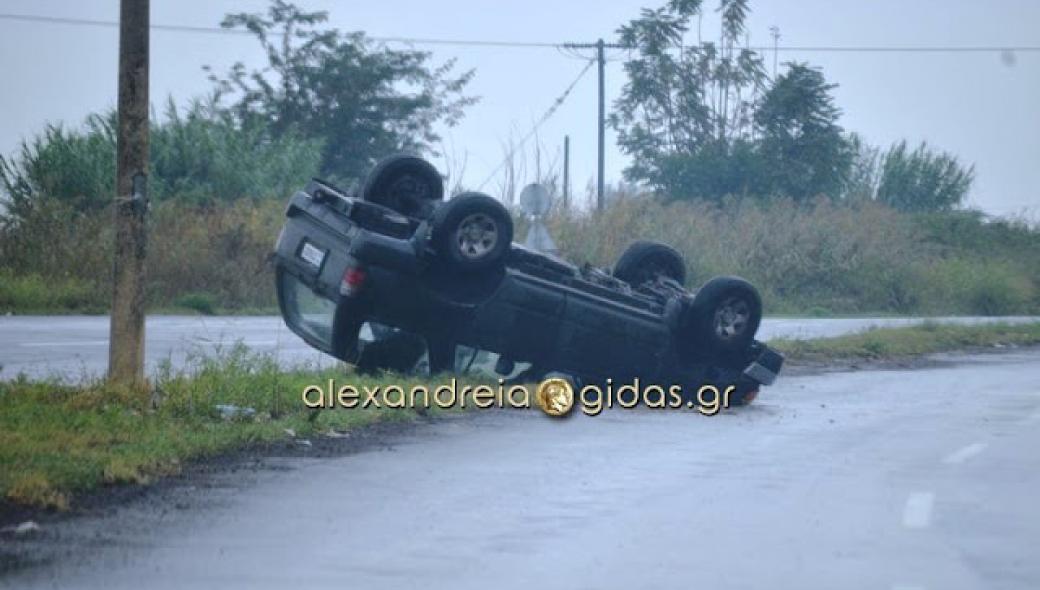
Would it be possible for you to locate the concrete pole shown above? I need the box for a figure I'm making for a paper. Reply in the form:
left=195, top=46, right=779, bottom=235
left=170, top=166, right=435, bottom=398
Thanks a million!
left=109, top=0, right=150, bottom=387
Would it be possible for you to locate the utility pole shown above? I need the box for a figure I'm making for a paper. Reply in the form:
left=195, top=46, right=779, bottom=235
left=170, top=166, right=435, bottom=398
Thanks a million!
left=596, top=38, right=606, bottom=211
left=562, top=135, right=570, bottom=210
left=562, top=39, right=627, bottom=212
left=109, top=0, right=150, bottom=387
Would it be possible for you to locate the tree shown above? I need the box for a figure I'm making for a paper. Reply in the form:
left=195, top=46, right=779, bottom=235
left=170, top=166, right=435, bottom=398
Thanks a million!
left=611, top=0, right=850, bottom=201
left=611, top=0, right=768, bottom=198
left=876, top=141, right=974, bottom=212
left=843, top=132, right=881, bottom=202
left=755, top=63, right=850, bottom=200
left=207, top=1, right=476, bottom=183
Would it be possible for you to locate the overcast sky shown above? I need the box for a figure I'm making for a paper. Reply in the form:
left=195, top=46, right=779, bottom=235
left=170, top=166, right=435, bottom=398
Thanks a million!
left=1, top=0, right=1037, bottom=218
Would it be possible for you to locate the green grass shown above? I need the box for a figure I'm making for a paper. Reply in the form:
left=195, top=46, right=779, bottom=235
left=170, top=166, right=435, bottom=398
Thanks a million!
left=771, top=321, right=1040, bottom=362
left=152, top=304, right=281, bottom=316
left=171, top=292, right=219, bottom=315
left=0, top=271, right=105, bottom=314
left=4, top=323, right=1040, bottom=511
left=0, top=344, right=487, bottom=510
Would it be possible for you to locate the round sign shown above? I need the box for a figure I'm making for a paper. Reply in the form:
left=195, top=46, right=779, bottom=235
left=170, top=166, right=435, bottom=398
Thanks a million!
left=519, top=183, right=553, bottom=217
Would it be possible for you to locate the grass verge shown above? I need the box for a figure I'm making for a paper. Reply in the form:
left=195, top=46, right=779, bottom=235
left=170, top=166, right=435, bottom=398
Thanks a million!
left=0, top=272, right=106, bottom=315
left=771, top=321, right=1040, bottom=363
left=3, top=322, right=1039, bottom=512
left=0, top=344, right=487, bottom=512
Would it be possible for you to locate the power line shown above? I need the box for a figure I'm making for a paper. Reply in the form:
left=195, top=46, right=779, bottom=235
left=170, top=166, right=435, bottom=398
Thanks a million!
left=356, top=35, right=559, bottom=49
left=0, top=12, right=561, bottom=48
left=477, top=59, right=596, bottom=190
left=2, top=13, right=1040, bottom=53
left=750, top=45, right=1040, bottom=53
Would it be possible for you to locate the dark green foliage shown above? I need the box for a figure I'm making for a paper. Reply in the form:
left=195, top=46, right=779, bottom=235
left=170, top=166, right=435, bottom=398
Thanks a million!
left=652, top=140, right=763, bottom=200
left=0, top=271, right=100, bottom=314
left=207, top=0, right=476, bottom=183
left=612, top=0, right=849, bottom=201
left=843, top=133, right=881, bottom=202
left=0, top=114, right=117, bottom=221
left=915, top=209, right=1040, bottom=257
left=612, top=0, right=766, bottom=198
left=0, top=0, right=476, bottom=219
left=876, top=141, right=974, bottom=212
left=755, top=64, right=851, bottom=200
left=148, top=98, right=322, bottom=204
left=173, top=292, right=219, bottom=315
left=0, top=99, right=322, bottom=220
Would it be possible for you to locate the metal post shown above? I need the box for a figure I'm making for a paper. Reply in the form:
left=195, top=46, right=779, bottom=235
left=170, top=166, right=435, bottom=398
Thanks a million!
left=596, top=38, right=606, bottom=211
left=109, top=0, right=149, bottom=387
left=563, top=135, right=570, bottom=210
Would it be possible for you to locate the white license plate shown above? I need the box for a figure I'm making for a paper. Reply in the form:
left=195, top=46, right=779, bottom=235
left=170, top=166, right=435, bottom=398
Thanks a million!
left=299, top=242, right=326, bottom=268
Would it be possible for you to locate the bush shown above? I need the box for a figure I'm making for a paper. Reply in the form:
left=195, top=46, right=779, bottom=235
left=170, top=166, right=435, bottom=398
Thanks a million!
left=149, top=99, right=323, bottom=204
left=876, top=141, right=975, bottom=212
left=0, top=271, right=103, bottom=313
left=543, top=196, right=1038, bottom=315
left=924, top=259, right=1035, bottom=316
left=0, top=114, right=116, bottom=220
left=0, top=198, right=111, bottom=293
left=0, top=99, right=322, bottom=219
left=0, top=199, right=284, bottom=312
left=173, top=293, right=219, bottom=315
left=147, top=199, right=283, bottom=309
left=0, top=182, right=1036, bottom=316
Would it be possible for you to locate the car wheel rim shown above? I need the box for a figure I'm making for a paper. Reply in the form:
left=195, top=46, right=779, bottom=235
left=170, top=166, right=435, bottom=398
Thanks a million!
left=714, top=296, right=750, bottom=341
left=456, top=213, right=499, bottom=260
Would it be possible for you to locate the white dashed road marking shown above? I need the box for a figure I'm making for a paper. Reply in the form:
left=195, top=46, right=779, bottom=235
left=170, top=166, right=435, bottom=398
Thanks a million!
left=942, top=442, right=987, bottom=465
left=903, top=492, right=935, bottom=529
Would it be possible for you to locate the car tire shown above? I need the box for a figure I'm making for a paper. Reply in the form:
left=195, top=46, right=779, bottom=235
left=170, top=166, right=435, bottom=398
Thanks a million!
left=360, top=154, right=444, bottom=219
left=683, top=276, right=762, bottom=361
left=429, top=192, right=514, bottom=273
left=613, top=240, right=687, bottom=287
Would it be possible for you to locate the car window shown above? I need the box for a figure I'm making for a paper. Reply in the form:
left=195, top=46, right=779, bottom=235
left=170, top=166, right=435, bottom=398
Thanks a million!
left=280, top=272, right=336, bottom=350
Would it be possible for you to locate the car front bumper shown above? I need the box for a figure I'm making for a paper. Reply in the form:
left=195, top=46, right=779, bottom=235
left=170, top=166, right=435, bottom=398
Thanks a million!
left=742, top=343, right=784, bottom=386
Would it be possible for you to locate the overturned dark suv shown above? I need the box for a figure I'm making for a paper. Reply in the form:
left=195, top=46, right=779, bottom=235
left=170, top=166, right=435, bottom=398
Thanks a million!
left=273, top=155, right=782, bottom=405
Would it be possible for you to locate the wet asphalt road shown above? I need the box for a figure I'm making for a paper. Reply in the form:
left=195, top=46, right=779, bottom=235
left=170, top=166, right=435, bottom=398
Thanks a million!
left=1, top=314, right=1037, bottom=380
left=4, top=349, right=1040, bottom=589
